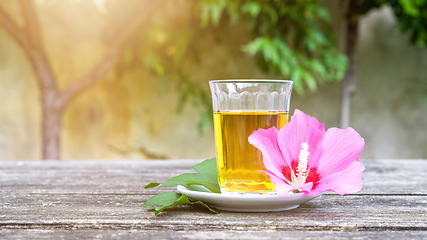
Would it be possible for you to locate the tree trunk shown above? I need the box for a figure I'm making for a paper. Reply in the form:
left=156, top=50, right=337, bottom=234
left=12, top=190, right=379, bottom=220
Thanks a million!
left=0, top=0, right=160, bottom=160
left=340, top=0, right=359, bottom=129
left=42, top=106, right=61, bottom=160
left=29, top=48, right=62, bottom=160
left=18, top=0, right=62, bottom=160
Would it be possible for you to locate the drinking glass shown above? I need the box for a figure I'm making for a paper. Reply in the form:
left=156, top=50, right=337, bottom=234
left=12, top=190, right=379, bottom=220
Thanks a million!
left=209, top=80, right=294, bottom=194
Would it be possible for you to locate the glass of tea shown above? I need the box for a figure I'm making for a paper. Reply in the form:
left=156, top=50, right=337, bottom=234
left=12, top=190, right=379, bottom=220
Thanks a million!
left=209, top=80, right=294, bottom=194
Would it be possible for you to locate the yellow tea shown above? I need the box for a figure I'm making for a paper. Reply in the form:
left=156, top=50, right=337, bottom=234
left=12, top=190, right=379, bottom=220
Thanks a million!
left=213, top=111, right=289, bottom=194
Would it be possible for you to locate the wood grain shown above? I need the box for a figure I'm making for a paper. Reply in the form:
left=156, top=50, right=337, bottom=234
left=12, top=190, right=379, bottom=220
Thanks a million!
left=1, top=159, right=426, bottom=239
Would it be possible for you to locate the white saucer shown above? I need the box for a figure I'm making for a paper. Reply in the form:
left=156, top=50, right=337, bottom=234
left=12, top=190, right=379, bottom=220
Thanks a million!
left=177, top=185, right=320, bottom=212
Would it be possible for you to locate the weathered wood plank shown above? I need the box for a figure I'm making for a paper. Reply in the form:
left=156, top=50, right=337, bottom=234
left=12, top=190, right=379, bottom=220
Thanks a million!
left=1, top=159, right=426, bottom=194
left=1, top=194, right=426, bottom=230
left=1, top=229, right=426, bottom=240
left=0, top=159, right=426, bottom=239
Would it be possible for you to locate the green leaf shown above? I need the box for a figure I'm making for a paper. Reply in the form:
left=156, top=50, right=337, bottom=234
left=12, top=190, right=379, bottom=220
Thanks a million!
left=144, top=192, right=182, bottom=215
left=316, top=7, right=329, bottom=21
left=199, top=0, right=227, bottom=27
left=163, top=158, right=220, bottom=193
left=311, top=61, right=326, bottom=78
left=144, top=192, right=181, bottom=207
left=192, top=157, right=218, bottom=184
left=262, top=4, right=278, bottom=24
left=279, top=61, right=291, bottom=77
left=260, top=38, right=276, bottom=61
left=398, top=0, right=420, bottom=16
left=225, top=1, right=240, bottom=24
left=291, top=67, right=305, bottom=95
left=242, top=37, right=264, bottom=55
left=144, top=192, right=219, bottom=215
left=191, top=199, right=220, bottom=214
left=144, top=182, right=160, bottom=189
left=143, top=158, right=221, bottom=215
left=241, top=2, right=261, bottom=17
left=303, top=71, right=317, bottom=92
left=144, top=158, right=220, bottom=193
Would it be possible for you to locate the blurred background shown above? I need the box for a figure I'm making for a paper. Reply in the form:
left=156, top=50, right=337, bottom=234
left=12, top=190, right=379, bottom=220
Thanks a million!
left=0, top=0, right=426, bottom=160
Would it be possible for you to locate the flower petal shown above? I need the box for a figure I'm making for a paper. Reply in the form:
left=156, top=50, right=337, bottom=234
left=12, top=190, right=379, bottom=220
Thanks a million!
left=317, top=127, right=365, bottom=176
left=296, top=182, right=314, bottom=194
left=277, top=109, right=325, bottom=177
left=249, top=127, right=287, bottom=179
left=262, top=170, right=314, bottom=194
left=261, top=170, right=295, bottom=194
left=307, top=161, right=365, bottom=196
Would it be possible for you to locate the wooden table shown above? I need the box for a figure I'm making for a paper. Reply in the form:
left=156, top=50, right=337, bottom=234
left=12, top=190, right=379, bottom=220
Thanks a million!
left=0, top=159, right=426, bottom=239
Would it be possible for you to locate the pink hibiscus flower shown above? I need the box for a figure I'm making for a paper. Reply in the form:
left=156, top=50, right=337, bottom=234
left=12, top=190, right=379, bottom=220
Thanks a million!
left=248, top=109, right=365, bottom=196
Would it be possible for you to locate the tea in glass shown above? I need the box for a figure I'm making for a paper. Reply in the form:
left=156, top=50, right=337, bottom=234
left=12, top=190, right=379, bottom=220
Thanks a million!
left=209, top=80, right=293, bottom=194
left=214, top=111, right=289, bottom=193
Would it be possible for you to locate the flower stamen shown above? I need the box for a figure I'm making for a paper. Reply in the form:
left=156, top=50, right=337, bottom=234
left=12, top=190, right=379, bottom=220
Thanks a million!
left=294, top=142, right=309, bottom=186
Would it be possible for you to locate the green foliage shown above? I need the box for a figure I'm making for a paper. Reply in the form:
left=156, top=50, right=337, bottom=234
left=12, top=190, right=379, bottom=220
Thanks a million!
left=119, top=1, right=350, bottom=133
left=116, top=0, right=427, bottom=134
left=116, top=1, right=214, bottom=133
left=354, top=0, right=427, bottom=48
left=144, top=158, right=220, bottom=215
left=144, top=192, right=220, bottom=215
left=144, top=157, right=220, bottom=193
left=200, top=0, right=348, bottom=95
left=389, top=0, right=427, bottom=48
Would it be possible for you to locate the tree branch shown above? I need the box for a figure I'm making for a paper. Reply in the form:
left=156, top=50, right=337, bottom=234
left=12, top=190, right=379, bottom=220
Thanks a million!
left=19, top=0, right=42, bottom=48
left=0, top=4, right=30, bottom=50
left=57, top=1, right=161, bottom=111
left=1, top=1, right=59, bottom=100
left=17, top=0, right=59, bottom=102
